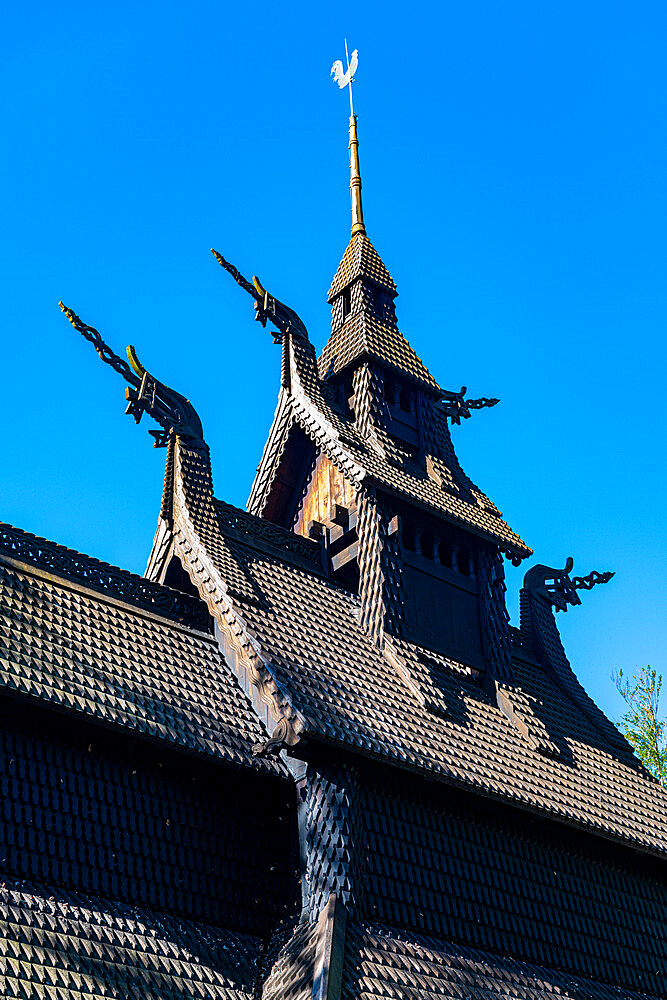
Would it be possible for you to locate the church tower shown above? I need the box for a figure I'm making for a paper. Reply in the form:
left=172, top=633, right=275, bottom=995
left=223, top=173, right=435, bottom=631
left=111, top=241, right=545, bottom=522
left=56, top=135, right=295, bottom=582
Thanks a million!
left=243, top=107, right=532, bottom=688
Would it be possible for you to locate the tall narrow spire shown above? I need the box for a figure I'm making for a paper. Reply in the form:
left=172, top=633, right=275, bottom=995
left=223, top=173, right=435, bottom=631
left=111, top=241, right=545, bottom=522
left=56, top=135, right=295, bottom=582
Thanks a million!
left=324, top=45, right=440, bottom=393
left=349, top=113, right=365, bottom=236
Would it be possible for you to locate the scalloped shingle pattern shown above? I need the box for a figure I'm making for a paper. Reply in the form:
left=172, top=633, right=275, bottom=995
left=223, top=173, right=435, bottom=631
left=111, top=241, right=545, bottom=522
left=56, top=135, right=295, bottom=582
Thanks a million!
left=204, top=517, right=667, bottom=854
left=327, top=234, right=397, bottom=301
left=343, top=923, right=663, bottom=1000
left=0, top=519, right=208, bottom=629
left=0, top=550, right=282, bottom=775
left=357, top=764, right=665, bottom=991
left=262, top=919, right=319, bottom=1000
left=318, top=312, right=441, bottom=391
left=1, top=876, right=262, bottom=999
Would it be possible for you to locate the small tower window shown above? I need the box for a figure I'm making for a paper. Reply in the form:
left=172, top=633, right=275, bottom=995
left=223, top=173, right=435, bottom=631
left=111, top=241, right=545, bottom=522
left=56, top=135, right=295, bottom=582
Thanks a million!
left=341, top=287, right=351, bottom=321
left=402, top=521, right=416, bottom=552
left=438, top=539, right=452, bottom=567
left=420, top=531, right=435, bottom=560
left=457, top=546, right=472, bottom=576
left=399, top=387, right=414, bottom=413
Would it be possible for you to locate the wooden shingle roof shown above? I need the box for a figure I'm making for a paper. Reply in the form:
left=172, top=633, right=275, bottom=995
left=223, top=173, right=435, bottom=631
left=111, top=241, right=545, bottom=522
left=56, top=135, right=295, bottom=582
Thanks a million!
left=2, top=875, right=263, bottom=1000
left=318, top=311, right=441, bottom=391
left=342, top=923, right=664, bottom=1000
left=0, top=523, right=285, bottom=776
left=323, top=232, right=441, bottom=392
left=327, top=233, right=397, bottom=301
left=179, top=482, right=667, bottom=856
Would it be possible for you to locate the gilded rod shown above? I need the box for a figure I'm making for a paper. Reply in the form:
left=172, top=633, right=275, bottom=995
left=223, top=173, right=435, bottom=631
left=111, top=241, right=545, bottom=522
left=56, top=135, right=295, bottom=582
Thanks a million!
left=348, top=114, right=365, bottom=236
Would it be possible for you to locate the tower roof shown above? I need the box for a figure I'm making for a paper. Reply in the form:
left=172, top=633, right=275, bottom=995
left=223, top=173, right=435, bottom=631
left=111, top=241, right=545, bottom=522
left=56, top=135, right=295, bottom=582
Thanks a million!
left=318, top=309, right=441, bottom=391
left=327, top=232, right=397, bottom=301
left=322, top=113, right=440, bottom=393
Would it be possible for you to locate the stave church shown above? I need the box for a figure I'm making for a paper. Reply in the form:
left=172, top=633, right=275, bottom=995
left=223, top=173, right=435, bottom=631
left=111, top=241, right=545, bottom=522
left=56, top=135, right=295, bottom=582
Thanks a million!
left=2, top=75, right=666, bottom=999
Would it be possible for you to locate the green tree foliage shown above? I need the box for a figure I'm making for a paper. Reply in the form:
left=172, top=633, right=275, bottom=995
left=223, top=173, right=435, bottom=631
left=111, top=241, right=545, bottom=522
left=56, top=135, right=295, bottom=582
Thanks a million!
left=613, top=666, right=666, bottom=784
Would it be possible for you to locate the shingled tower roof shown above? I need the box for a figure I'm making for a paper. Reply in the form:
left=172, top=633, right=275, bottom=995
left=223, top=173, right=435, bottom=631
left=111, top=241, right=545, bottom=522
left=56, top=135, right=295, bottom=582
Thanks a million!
left=319, top=114, right=441, bottom=393
left=225, top=107, right=530, bottom=567
left=327, top=232, right=397, bottom=300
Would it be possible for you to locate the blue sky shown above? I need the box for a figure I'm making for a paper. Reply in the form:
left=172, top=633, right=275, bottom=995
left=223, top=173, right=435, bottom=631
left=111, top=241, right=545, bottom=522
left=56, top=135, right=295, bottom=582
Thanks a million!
left=1, top=0, right=665, bottom=720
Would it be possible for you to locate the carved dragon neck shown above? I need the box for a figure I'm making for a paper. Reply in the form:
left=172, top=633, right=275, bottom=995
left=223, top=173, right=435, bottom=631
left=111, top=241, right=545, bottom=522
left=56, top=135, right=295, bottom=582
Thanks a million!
left=59, top=302, right=203, bottom=448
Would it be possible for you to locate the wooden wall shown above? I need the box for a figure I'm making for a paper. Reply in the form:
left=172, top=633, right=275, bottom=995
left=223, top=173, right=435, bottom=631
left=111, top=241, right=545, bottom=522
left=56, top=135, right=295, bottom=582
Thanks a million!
left=294, top=452, right=356, bottom=537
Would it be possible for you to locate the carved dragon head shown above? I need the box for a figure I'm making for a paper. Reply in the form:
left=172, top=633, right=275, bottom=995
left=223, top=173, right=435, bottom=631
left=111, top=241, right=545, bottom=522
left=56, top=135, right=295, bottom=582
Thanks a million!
left=524, top=557, right=580, bottom=611
left=59, top=303, right=203, bottom=447
left=440, top=386, right=500, bottom=425
left=211, top=249, right=310, bottom=344
left=524, top=557, right=614, bottom=612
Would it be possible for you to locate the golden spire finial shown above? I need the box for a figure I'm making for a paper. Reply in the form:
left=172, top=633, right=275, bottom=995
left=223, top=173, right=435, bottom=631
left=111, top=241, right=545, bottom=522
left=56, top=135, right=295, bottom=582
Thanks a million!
left=331, top=42, right=365, bottom=237
left=348, top=111, right=365, bottom=237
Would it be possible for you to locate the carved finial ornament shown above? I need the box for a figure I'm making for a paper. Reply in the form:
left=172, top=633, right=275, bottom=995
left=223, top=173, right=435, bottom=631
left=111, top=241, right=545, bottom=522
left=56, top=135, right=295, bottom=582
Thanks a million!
left=59, top=302, right=203, bottom=447
left=524, top=557, right=614, bottom=612
left=440, top=386, right=500, bottom=425
left=211, top=250, right=310, bottom=344
left=251, top=717, right=293, bottom=758
left=572, top=569, right=615, bottom=591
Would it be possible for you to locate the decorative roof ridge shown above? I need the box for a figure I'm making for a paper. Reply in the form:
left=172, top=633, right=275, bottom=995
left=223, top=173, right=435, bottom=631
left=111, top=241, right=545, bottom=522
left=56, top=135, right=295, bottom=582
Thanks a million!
left=0, top=521, right=210, bottom=632
left=247, top=386, right=531, bottom=560
left=519, top=562, right=632, bottom=756
left=509, top=624, right=540, bottom=661
left=213, top=498, right=325, bottom=571
left=170, top=438, right=307, bottom=756
left=59, top=303, right=204, bottom=450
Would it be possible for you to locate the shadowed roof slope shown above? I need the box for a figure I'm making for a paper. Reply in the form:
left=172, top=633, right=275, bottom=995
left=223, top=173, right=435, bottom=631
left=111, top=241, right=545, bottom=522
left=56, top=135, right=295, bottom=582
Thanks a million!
left=342, top=923, right=665, bottom=1000
left=2, top=875, right=264, bottom=1000
left=198, top=493, right=667, bottom=854
left=0, top=522, right=284, bottom=776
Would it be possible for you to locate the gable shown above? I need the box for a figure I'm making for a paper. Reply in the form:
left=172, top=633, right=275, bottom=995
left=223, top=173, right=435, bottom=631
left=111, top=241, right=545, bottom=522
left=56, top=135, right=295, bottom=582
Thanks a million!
left=294, top=451, right=357, bottom=538
left=261, top=423, right=318, bottom=528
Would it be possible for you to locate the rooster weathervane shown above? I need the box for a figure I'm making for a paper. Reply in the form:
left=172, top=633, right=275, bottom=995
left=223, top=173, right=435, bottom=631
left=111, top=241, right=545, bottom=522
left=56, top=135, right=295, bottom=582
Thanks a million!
left=331, top=40, right=359, bottom=115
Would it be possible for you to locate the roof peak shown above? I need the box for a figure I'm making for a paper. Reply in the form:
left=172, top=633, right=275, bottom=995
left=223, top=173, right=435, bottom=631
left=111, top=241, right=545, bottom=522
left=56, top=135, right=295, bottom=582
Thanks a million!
left=327, top=231, right=397, bottom=302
